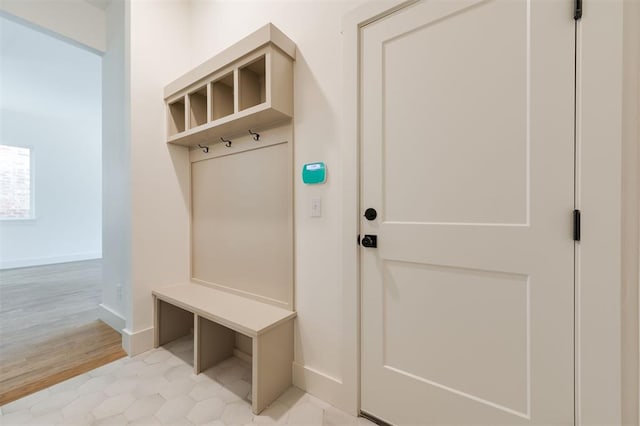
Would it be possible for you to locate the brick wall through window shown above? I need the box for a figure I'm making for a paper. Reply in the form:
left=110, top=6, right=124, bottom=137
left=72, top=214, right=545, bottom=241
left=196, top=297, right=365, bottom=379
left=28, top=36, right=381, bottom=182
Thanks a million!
left=0, top=145, right=33, bottom=219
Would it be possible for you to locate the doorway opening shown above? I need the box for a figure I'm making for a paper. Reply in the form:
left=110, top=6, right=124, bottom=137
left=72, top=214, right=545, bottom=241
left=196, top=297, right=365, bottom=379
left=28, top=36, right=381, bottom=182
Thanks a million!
left=0, top=15, right=125, bottom=405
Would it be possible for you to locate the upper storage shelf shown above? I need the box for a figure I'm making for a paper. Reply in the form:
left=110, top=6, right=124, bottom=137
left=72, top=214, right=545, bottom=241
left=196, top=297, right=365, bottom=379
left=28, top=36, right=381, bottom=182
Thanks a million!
left=164, top=24, right=296, bottom=147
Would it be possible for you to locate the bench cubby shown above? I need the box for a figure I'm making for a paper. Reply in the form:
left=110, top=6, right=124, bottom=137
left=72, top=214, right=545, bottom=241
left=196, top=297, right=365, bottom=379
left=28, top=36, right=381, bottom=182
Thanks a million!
left=153, top=283, right=296, bottom=414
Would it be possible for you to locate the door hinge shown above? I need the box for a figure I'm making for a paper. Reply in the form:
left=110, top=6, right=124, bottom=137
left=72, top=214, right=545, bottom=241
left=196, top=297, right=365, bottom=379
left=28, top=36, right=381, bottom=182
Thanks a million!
left=574, top=0, right=582, bottom=20
left=573, top=209, right=581, bottom=241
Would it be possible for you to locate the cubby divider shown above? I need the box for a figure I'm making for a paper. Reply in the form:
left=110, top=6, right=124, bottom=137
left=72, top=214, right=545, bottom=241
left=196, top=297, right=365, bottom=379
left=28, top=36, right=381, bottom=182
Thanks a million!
left=168, top=97, right=186, bottom=136
left=164, top=23, right=295, bottom=147
left=188, top=86, right=208, bottom=129
left=239, top=55, right=266, bottom=111
left=211, top=73, right=235, bottom=121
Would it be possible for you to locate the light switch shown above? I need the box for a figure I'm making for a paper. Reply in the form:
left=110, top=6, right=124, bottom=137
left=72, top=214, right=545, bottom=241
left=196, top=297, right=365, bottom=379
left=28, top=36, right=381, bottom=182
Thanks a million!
left=311, top=197, right=321, bottom=217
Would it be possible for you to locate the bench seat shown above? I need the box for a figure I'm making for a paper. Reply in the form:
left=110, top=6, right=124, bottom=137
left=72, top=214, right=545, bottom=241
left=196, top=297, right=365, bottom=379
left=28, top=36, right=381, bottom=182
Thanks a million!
left=152, top=283, right=296, bottom=414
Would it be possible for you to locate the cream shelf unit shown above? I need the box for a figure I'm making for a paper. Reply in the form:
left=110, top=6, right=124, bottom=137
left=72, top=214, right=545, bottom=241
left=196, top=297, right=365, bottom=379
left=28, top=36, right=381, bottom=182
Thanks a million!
left=165, top=23, right=295, bottom=147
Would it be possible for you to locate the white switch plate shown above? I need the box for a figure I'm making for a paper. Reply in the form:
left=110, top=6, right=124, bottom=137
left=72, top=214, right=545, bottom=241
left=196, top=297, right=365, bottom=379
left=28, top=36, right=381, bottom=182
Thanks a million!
left=311, top=197, right=321, bottom=217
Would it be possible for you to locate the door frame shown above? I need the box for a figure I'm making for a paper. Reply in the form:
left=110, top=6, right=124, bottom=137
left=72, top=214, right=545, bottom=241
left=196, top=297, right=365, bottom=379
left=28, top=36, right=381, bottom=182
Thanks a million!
left=338, top=0, right=626, bottom=423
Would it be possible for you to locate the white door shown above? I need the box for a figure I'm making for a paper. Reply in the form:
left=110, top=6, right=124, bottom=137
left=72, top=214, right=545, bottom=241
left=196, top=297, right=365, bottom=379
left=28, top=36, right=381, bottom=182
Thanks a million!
left=360, top=0, right=576, bottom=424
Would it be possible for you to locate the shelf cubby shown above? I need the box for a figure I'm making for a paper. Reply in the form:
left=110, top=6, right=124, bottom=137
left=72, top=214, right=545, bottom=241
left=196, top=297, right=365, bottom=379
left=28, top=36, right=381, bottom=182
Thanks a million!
left=239, top=56, right=266, bottom=111
left=168, top=97, right=186, bottom=136
left=164, top=23, right=295, bottom=147
left=211, top=73, right=234, bottom=120
left=189, top=86, right=208, bottom=129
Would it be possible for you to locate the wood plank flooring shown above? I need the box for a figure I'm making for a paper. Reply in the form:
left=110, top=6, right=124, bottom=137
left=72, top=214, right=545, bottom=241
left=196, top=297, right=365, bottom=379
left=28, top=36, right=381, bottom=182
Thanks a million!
left=0, top=260, right=126, bottom=406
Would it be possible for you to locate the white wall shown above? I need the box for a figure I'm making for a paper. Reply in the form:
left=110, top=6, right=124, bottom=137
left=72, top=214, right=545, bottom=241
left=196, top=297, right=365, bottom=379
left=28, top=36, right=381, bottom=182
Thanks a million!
left=0, top=16, right=102, bottom=270
left=0, top=0, right=106, bottom=53
left=100, top=0, right=129, bottom=332
left=188, top=0, right=363, bottom=412
left=124, top=0, right=192, bottom=354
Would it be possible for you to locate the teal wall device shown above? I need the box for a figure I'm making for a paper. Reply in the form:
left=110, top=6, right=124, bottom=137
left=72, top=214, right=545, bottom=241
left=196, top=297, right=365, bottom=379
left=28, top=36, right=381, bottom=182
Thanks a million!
left=302, top=162, right=326, bottom=184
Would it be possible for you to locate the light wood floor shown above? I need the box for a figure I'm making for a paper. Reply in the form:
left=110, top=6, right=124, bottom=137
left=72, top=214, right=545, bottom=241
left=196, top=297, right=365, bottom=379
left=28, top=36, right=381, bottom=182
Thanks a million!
left=0, top=260, right=126, bottom=406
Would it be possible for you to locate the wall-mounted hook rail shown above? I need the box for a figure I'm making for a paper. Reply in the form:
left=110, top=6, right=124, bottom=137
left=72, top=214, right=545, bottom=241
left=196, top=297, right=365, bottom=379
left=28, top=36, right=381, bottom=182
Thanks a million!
left=221, top=137, right=232, bottom=147
left=197, top=144, right=209, bottom=153
left=248, top=130, right=260, bottom=141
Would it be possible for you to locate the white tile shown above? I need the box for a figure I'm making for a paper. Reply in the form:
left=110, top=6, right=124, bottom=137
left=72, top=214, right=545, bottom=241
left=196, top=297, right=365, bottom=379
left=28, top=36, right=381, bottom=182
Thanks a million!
left=164, top=364, right=194, bottom=382
left=31, top=411, right=64, bottom=425
left=186, top=397, right=225, bottom=424
left=242, top=368, right=252, bottom=382
left=77, top=375, right=116, bottom=394
left=124, top=394, right=165, bottom=421
left=138, top=361, right=173, bottom=379
left=302, top=393, right=332, bottom=410
left=323, top=406, right=357, bottom=426
left=0, top=409, right=34, bottom=424
left=159, top=377, right=196, bottom=400
left=253, top=402, right=289, bottom=424
left=200, top=364, right=224, bottom=380
left=143, top=350, right=172, bottom=365
left=221, top=400, right=253, bottom=425
left=105, top=377, right=139, bottom=397
left=225, top=380, right=251, bottom=402
left=134, top=376, right=171, bottom=398
left=155, top=395, right=195, bottom=424
left=217, top=365, right=247, bottom=386
left=58, top=412, right=95, bottom=426
left=286, top=402, right=324, bottom=426
left=275, top=387, right=305, bottom=408
left=90, top=360, right=125, bottom=377
left=128, top=415, right=164, bottom=426
left=61, top=392, right=105, bottom=419
left=92, top=393, right=136, bottom=420
left=189, top=381, right=223, bottom=402
left=215, top=384, right=244, bottom=404
left=1, top=389, right=51, bottom=413
left=48, top=374, right=90, bottom=394
left=217, top=357, right=241, bottom=369
left=165, top=353, right=188, bottom=367
left=165, top=338, right=193, bottom=354
left=93, top=413, right=128, bottom=426
left=115, top=361, right=148, bottom=378
left=30, top=390, right=78, bottom=417
left=200, top=421, right=225, bottom=426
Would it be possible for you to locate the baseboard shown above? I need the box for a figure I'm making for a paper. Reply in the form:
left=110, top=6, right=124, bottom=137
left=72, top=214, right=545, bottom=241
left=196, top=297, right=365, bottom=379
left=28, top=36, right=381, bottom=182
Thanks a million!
left=233, top=348, right=252, bottom=364
left=293, top=362, right=353, bottom=414
left=0, top=252, right=102, bottom=270
left=98, top=304, right=125, bottom=334
left=122, top=326, right=154, bottom=356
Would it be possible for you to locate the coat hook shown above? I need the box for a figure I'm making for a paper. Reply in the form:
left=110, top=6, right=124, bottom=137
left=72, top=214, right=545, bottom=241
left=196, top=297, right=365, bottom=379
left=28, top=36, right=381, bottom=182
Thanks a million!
left=220, top=137, right=232, bottom=147
left=248, top=130, right=260, bottom=141
left=197, top=144, right=209, bottom=153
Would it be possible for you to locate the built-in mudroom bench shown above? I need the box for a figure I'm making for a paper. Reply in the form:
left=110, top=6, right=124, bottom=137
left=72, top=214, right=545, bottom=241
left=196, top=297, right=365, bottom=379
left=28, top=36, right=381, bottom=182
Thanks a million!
left=152, top=284, right=296, bottom=414
left=153, top=23, right=296, bottom=415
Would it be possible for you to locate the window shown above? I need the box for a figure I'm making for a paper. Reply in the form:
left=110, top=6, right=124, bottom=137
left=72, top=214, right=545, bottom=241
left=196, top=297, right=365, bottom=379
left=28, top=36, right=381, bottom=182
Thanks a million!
left=0, top=145, right=34, bottom=219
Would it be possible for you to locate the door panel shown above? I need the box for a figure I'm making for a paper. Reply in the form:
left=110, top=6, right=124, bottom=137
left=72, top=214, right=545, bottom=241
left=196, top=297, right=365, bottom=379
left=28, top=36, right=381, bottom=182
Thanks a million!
left=382, top=0, right=528, bottom=225
left=382, top=261, right=529, bottom=415
left=360, top=0, right=575, bottom=424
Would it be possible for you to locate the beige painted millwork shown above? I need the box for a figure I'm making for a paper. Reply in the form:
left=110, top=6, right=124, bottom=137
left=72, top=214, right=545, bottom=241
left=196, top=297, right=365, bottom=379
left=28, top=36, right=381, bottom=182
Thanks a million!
left=154, top=298, right=193, bottom=347
left=153, top=284, right=296, bottom=413
left=191, top=135, right=293, bottom=310
left=360, top=0, right=575, bottom=424
left=156, top=21, right=297, bottom=416
left=195, top=315, right=235, bottom=373
left=164, top=24, right=295, bottom=147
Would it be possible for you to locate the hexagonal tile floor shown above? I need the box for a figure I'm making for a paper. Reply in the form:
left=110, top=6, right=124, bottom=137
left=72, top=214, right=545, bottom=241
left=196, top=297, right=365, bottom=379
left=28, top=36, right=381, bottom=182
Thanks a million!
left=0, top=336, right=376, bottom=425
